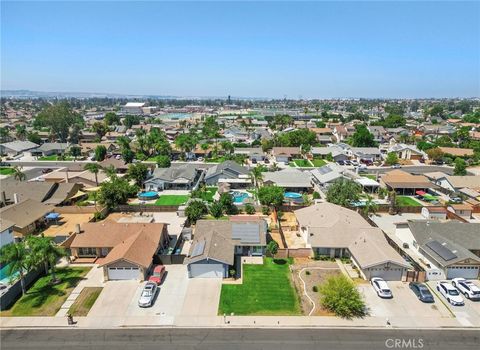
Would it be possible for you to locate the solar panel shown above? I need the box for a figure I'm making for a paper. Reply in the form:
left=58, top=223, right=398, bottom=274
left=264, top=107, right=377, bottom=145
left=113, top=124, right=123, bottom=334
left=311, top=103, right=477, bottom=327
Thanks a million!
left=232, top=223, right=260, bottom=244
left=425, top=240, right=457, bottom=261
left=191, top=240, right=205, bottom=257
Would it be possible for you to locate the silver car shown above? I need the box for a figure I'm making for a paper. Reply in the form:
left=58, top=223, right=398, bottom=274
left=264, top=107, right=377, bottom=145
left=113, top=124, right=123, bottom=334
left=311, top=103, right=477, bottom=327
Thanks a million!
left=138, top=282, right=158, bottom=307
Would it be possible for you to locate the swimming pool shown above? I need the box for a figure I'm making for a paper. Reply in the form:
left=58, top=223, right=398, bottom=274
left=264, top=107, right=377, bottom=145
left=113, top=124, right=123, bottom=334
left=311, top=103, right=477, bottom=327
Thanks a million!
left=284, top=192, right=303, bottom=199
left=230, top=191, right=250, bottom=204
left=138, top=191, right=159, bottom=200
left=0, top=263, right=19, bottom=285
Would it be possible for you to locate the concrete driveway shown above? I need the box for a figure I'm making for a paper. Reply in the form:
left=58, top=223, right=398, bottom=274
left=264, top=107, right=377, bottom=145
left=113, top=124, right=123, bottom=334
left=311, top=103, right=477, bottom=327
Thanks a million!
left=88, top=280, right=140, bottom=317
left=181, top=278, right=222, bottom=317
left=358, top=281, right=453, bottom=327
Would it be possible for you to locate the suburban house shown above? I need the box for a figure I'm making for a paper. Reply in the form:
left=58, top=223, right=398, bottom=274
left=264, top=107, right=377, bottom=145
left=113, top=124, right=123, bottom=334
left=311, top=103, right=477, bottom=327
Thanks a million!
left=447, top=204, right=473, bottom=220
left=380, top=170, right=438, bottom=195
left=0, top=181, right=81, bottom=206
left=367, top=126, right=386, bottom=143
left=429, top=175, right=480, bottom=193
left=310, top=164, right=354, bottom=190
left=99, top=157, right=129, bottom=174
left=79, top=142, right=116, bottom=157
left=421, top=206, right=448, bottom=220
left=30, top=143, right=70, bottom=157
left=185, top=219, right=267, bottom=278
left=407, top=221, right=480, bottom=279
left=69, top=222, right=169, bottom=280
left=0, top=218, right=15, bottom=249
left=310, top=146, right=348, bottom=162
left=271, top=147, right=301, bottom=164
left=233, top=148, right=265, bottom=162
left=263, top=168, right=313, bottom=192
left=348, top=147, right=382, bottom=162
left=0, top=140, right=39, bottom=157
left=204, top=161, right=251, bottom=188
left=144, top=164, right=204, bottom=191
left=295, top=203, right=410, bottom=280
left=0, top=199, right=54, bottom=236
left=387, top=144, right=425, bottom=160
left=332, top=125, right=348, bottom=142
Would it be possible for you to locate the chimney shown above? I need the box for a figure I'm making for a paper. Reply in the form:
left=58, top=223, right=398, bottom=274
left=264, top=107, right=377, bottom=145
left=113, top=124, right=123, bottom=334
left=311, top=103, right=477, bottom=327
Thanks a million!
left=13, top=193, right=19, bottom=204
left=75, top=224, right=81, bottom=234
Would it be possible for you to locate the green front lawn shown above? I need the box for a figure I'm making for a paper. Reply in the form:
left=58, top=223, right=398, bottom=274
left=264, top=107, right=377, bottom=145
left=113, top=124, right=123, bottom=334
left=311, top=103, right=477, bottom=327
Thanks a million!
left=219, top=258, right=301, bottom=315
left=396, top=196, right=422, bottom=207
left=0, top=167, right=15, bottom=175
left=154, top=195, right=190, bottom=206
left=311, top=159, right=327, bottom=167
left=292, top=159, right=313, bottom=167
left=68, top=287, right=102, bottom=316
left=1, top=267, right=90, bottom=316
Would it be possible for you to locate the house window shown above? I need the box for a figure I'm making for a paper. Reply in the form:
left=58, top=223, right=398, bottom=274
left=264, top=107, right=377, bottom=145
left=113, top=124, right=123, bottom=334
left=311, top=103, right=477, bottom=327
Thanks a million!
left=78, top=247, right=97, bottom=257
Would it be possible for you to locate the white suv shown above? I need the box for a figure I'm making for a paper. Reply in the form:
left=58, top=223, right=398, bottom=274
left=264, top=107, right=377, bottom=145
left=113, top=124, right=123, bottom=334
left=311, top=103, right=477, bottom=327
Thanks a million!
left=436, top=281, right=464, bottom=306
left=371, top=277, right=393, bottom=298
left=452, top=278, right=480, bottom=301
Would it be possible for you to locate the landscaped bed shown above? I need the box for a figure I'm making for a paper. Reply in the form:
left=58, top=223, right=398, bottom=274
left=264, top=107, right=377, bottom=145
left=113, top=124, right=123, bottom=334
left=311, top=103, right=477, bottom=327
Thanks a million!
left=154, top=195, right=190, bottom=206
left=0, top=267, right=90, bottom=316
left=0, top=167, right=15, bottom=175
left=396, top=196, right=422, bottom=207
left=218, top=258, right=301, bottom=315
left=68, top=287, right=102, bottom=316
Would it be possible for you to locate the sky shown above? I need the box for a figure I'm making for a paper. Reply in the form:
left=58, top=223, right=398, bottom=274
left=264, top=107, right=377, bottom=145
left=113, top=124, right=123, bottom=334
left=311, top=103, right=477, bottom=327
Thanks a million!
left=1, top=1, right=479, bottom=98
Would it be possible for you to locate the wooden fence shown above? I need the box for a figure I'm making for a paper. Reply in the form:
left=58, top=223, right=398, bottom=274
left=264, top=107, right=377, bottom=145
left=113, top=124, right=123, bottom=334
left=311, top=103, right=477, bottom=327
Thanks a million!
left=55, top=206, right=108, bottom=215
left=274, top=248, right=313, bottom=259
left=114, top=205, right=179, bottom=213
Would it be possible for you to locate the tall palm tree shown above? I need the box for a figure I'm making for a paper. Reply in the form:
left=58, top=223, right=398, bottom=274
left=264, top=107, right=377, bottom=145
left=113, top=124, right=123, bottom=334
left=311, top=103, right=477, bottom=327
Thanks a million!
left=103, top=164, right=117, bottom=179
left=30, top=236, right=66, bottom=282
left=84, top=163, right=100, bottom=186
left=362, top=194, right=378, bottom=217
left=0, top=242, right=30, bottom=294
left=13, top=165, right=26, bottom=181
left=250, top=166, right=264, bottom=188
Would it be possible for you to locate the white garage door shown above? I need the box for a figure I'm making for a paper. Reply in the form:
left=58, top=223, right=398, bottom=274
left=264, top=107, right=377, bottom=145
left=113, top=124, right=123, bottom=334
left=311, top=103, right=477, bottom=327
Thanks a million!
left=189, top=264, right=224, bottom=278
left=368, top=268, right=403, bottom=281
left=447, top=266, right=479, bottom=279
left=108, top=267, right=140, bottom=280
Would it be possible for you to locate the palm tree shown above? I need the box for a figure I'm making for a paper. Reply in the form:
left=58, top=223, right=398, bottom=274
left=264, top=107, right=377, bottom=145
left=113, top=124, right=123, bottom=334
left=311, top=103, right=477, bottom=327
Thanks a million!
left=0, top=242, right=30, bottom=294
left=84, top=163, right=100, bottom=186
left=362, top=195, right=378, bottom=217
left=30, top=236, right=66, bottom=282
left=250, top=166, right=264, bottom=188
left=13, top=165, right=26, bottom=181
left=103, top=164, right=117, bottom=179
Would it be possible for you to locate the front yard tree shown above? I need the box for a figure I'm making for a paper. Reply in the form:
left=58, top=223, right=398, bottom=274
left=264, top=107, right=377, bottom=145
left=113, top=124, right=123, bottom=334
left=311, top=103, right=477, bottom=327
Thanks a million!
left=69, top=145, right=81, bottom=160
left=426, top=147, right=444, bottom=162
left=127, top=163, right=149, bottom=187
left=326, top=178, right=362, bottom=208
left=319, top=275, right=366, bottom=319
left=0, top=242, right=30, bottom=294
left=94, top=145, right=107, bottom=161
left=156, top=155, right=171, bottom=168
left=454, top=157, right=467, bottom=176
left=385, top=152, right=399, bottom=166
left=27, top=236, right=66, bottom=283
left=350, top=124, right=376, bottom=147
left=185, top=200, right=208, bottom=223
left=98, top=176, right=138, bottom=210
left=13, top=165, right=26, bottom=181
left=266, top=240, right=279, bottom=259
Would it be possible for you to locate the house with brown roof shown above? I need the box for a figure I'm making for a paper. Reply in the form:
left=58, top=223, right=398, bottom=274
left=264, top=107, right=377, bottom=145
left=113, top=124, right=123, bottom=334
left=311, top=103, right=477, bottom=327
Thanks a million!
left=294, top=203, right=410, bottom=280
left=448, top=204, right=473, bottom=220
left=69, top=222, right=169, bottom=280
left=271, top=147, right=301, bottom=164
left=0, top=199, right=54, bottom=236
left=380, top=170, right=438, bottom=195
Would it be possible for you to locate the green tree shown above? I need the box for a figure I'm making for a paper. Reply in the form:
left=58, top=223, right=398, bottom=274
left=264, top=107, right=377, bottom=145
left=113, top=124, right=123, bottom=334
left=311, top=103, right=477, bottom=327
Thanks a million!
left=122, top=115, right=142, bottom=129
left=127, top=163, right=149, bottom=187
left=245, top=203, right=256, bottom=215
left=69, top=145, right=82, bottom=160
left=84, top=163, right=101, bottom=186
left=454, top=157, right=467, bottom=176
left=15, top=125, right=27, bottom=140
left=250, top=166, right=264, bottom=188
left=98, top=176, right=138, bottom=210
left=104, top=112, right=120, bottom=125
left=175, top=134, right=197, bottom=159
left=385, top=152, right=399, bottom=166
left=258, top=185, right=284, bottom=210
left=0, top=242, right=30, bottom=294
left=319, top=275, right=365, bottom=318
left=426, top=148, right=444, bottom=162
left=68, top=124, right=82, bottom=144
left=266, top=240, right=279, bottom=259
left=326, top=178, right=362, bottom=208
left=350, top=125, right=376, bottom=147
left=12, top=165, right=26, bottom=181
left=361, top=194, right=378, bottom=217
left=94, top=145, right=107, bottom=161
left=0, top=127, right=10, bottom=143
left=27, top=236, right=66, bottom=282
left=185, top=200, right=208, bottom=223
left=122, top=147, right=135, bottom=164
left=209, top=201, right=224, bottom=218
left=92, top=122, right=107, bottom=138
left=34, top=102, right=83, bottom=142
left=156, top=155, right=171, bottom=168
left=27, top=131, right=42, bottom=144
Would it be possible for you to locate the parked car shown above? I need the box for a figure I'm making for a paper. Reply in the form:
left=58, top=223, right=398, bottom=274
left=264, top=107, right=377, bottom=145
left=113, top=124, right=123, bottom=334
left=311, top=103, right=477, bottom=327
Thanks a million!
left=344, top=160, right=352, bottom=166
left=436, top=281, right=464, bottom=306
left=351, top=160, right=359, bottom=166
left=371, top=277, right=393, bottom=298
left=251, top=158, right=257, bottom=164
left=264, top=158, right=270, bottom=164
left=409, top=282, right=434, bottom=303
left=148, top=265, right=166, bottom=285
left=449, top=197, right=463, bottom=204
left=337, top=160, right=345, bottom=166
left=452, top=278, right=480, bottom=300
left=390, top=164, right=401, bottom=169
left=42, top=168, right=53, bottom=174
left=138, top=282, right=158, bottom=307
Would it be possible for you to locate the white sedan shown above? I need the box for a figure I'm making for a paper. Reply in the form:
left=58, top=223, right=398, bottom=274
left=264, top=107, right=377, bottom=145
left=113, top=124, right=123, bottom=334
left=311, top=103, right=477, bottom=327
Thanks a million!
left=138, top=282, right=158, bottom=308
left=452, top=278, right=480, bottom=301
left=371, top=277, right=393, bottom=298
left=436, top=281, right=464, bottom=306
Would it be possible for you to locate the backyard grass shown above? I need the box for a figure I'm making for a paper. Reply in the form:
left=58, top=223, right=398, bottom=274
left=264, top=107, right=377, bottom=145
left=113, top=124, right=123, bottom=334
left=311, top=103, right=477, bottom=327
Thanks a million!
left=0, top=267, right=90, bottom=316
left=0, top=167, right=15, bottom=175
left=361, top=174, right=377, bottom=180
left=396, top=196, right=422, bottom=207
left=219, top=258, right=301, bottom=316
left=198, top=187, right=217, bottom=202
left=68, top=287, right=102, bottom=316
left=292, top=159, right=313, bottom=168
left=154, top=195, right=190, bottom=206
left=311, top=159, right=327, bottom=167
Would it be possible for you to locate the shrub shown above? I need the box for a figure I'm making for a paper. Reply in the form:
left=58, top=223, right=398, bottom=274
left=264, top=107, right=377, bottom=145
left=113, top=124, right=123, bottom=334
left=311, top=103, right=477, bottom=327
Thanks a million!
left=312, top=286, right=318, bottom=292
left=262, top=206, right=270, bottom=215
left=318, top=275, right=366, bottom=318
left=245, top=203, right=256, bottom=215
left=312, top=192, right=321, bottom=200
left=305, top=270, right=311, bottom=275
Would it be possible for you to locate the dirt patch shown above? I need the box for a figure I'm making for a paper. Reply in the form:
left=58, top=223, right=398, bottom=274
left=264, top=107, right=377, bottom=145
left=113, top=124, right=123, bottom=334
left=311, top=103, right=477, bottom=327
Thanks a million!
left=291, top=260, right=341, bottom=316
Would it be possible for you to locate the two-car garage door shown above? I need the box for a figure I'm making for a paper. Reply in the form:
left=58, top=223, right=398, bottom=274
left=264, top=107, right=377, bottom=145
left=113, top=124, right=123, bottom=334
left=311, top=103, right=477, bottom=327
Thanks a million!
left=107, top=267, right=140, bottom=280
left=447, top=266, right=479, bottom=279
left=189, top=263, right=225, bottom=278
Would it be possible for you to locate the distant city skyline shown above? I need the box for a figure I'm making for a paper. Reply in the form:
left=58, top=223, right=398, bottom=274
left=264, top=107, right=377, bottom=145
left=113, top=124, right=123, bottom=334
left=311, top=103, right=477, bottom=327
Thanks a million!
left=1, top=1, right=479, bottom=98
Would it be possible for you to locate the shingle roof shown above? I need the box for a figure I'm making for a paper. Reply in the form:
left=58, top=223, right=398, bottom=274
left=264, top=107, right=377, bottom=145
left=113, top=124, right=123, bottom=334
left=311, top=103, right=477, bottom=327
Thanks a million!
left=148, top=164, right=199, bottom=183
left=263, top=168, right=312, bottom=188
left=445, top=176, right=480, bottom=189
left=205, top=161, right=249, bottom=180
left=381, top=170, right=438, bottom=189
left=35, top=143, right=70, bottom=153
left=0, top=140, right=39, bottom=152
left=0, top=199, right=54, bottom=229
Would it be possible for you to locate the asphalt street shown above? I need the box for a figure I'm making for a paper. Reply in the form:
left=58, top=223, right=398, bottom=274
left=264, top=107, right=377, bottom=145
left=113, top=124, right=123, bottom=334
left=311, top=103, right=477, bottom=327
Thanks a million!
left=1, top=328, right=479, bottom=350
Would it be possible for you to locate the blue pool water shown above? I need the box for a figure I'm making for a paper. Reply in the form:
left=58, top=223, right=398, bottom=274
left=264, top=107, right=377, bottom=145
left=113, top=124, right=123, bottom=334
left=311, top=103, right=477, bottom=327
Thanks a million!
left=231, top=191, right=250, bottom=204
left=0, top=263, right=19, bottom=285
left=138, top=191, right=159, bottom=200
left=284, top=192, right=302, bottom=199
